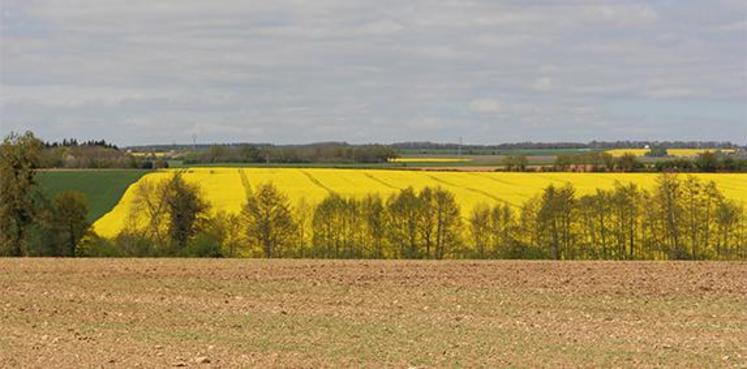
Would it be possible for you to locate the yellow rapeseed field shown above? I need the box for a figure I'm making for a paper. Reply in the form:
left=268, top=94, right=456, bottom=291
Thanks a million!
left=606, top=148, right=736, bottom=157
left=92, top=168, right=747, bottom=238
left=605, top=149, right=651, bottom=157
left=666, top=148, right=736, bottom=157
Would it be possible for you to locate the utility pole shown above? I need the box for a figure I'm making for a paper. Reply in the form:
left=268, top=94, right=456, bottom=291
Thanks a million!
left=192, top=133, right=197, bottom=151
left=458, top=136, right=463, bottom=156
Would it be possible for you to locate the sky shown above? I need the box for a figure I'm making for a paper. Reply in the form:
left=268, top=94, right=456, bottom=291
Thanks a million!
left=1, top=0, right=746, bottom=146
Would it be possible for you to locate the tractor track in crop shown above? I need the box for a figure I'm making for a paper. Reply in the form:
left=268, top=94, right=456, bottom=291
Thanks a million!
left=425, top=174, right=507, bottom=205
left=362, top=173, right=401, bottom=190
left=238, top=169, right=253, bottom=198
left=300, top=170, right=335, bottom=194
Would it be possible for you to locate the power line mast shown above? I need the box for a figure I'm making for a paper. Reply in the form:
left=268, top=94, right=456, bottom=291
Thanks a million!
left=458, top=136, right=463, bottom=156
left=192, top=133, right=197, bottom=151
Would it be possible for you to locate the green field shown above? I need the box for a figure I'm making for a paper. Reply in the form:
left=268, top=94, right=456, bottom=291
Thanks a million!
left=36, top=170, right=148, bottom=222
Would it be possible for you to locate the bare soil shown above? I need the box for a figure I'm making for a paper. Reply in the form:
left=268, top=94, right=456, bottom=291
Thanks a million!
left=1, top=259, right=745, bottom=368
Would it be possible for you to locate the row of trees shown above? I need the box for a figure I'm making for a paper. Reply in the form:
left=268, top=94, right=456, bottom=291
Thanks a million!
left=104, top=175, right=464, bottom=259
left=36, top=137, right=165, bottom=169
left=551, top=152, right=643, bottom=172
left=514, top=151, right=747, bottom=173
left=92, top=172, right=746, bottom=260
left=184, top=143, right=398, bottom=164
left=44, top=138, right=118, bottom=149
left=394, top=140, right=738, bottom=151
left=39, top=144, right=155, bottom=169
left=494, top=177, right=746, bottom=260
left=652, top=154, right=747, bottom=172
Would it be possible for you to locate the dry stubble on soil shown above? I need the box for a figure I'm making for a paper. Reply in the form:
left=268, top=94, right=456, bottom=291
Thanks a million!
left=1, top=259, right=745, bottom=369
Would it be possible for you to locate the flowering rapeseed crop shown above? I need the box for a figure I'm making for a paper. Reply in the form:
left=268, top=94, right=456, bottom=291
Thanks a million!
left=606, top=148, right=736, bottom=157
left=93, top=168, right=747, bottom=238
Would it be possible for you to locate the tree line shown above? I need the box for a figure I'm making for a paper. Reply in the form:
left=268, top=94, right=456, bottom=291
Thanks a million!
left=17, top=130, right=747, bottom=172
left=38, top=136, right=162, bottom=169
left=40, top=144, right=160, bottom=169
left=183, top=142, right=397, bottom=164
left=393, top=140, right=738, bottom=151
left=44, top=138, right=119, bottom=150
left=78, top=174, right=746, bottom=260
left=506, top=151, right=747, bottom=173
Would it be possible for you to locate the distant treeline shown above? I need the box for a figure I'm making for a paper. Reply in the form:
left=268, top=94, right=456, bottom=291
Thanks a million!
left=131, top=140, right=742, bottom=153
left=40, top=138, right=164, bottom=169
left=391, top=140, right=739, bottom=151
left=183, top=142, right=397, bottom=164
left=392, top=141, right=589, bottom=151
left=30, top=132, right=746, bottom=169
left=545, top=151, right=747, bottom=173
left=45, top=138, right=119, bottom=150
left=587, top=140, right=738, bottom=149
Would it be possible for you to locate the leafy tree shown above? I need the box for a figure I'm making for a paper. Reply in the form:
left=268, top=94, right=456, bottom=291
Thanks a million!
left=361, top=194, right=386, bottom=258
left=52, top=191, right=90, bottom=256
left=127, top=172, right=208, bottom=254
left=600, top=152, right=616, bottom=172
left=312, top=193, right=360, bottom=258
left=431, top=187, right=462, bottom=259
left=490, top=203, right=516, bottom=257
left=241, top=183, right=297, bottom=258
left=418, top=187, right=436, bottom=258
left=469, top=204, right=492, bottom=258
left=615, top=153, right=641, bottom=172
left=609, top=183, right=640, bottom=259
left=694, top=152, right=719, bottom=172
left=654, top=174, right=685, bottom=259
left=385, top=187, right=421, bottom=258
left=205, top=211, right=243, bottom=257
left=553, top=155, right=574, bottom=171
left=164, top=173, right=209, bottom=251
left=580, top=189, right=613, bottom=258
left=502, top=155, right=528, bottom=171
left=0, top=131, right=43, bottom=256
left=537, top=184, right=576, bottom=259
left=293, top=198, right=314, bottom=257
left=714, top=200, right=741, bottom=259
left=130, top=177, right=171, bottom=246
left=516, top=195, right=545, bottom=259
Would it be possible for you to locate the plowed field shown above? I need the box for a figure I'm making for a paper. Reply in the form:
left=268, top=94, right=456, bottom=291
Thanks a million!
left=1, top=259, right=745, bottom=368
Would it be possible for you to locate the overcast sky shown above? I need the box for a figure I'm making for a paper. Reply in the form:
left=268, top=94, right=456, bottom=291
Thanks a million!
left=1, top=0, right=746, bottom=145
